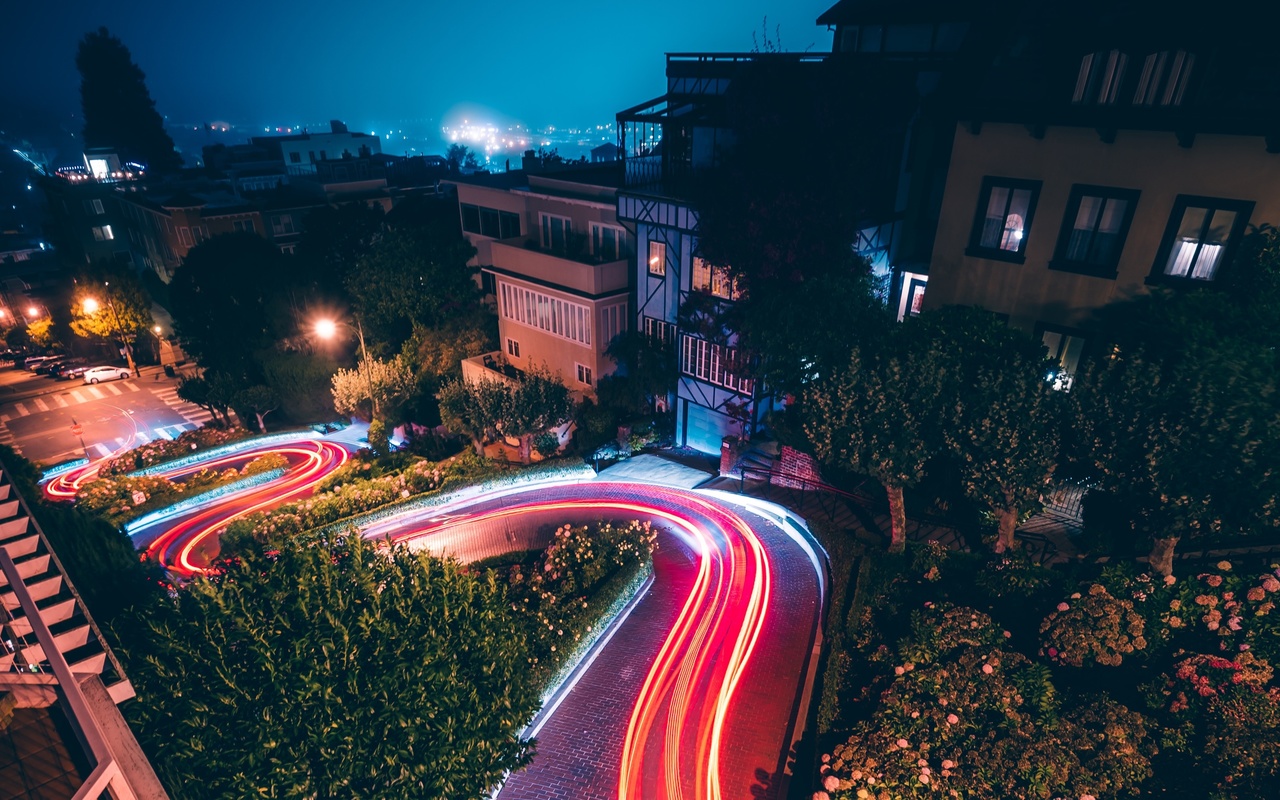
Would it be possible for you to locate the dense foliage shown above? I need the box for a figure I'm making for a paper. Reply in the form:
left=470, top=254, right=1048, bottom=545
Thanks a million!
left=437, top=372, right=573, bottom=464
left=814, top=543, right=1280, bottom=800
left=96, top=426, right=252, bottom=477
left=125, top=534, right=540, bottom=799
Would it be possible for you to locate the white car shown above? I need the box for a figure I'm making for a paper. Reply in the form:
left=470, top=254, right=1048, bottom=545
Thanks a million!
left=82, top=366, right=131, bottom=384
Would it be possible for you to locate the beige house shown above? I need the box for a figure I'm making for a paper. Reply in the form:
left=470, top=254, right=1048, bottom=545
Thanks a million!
left=448, top=166, right=631, bottom=398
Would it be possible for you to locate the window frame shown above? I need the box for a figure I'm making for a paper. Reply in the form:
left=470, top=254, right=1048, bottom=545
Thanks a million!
left=539, top=213, right=572, bottom=250
left=1035, top=322, right=1088, bottom=392
left=506, top=338, right=520, bottom=358
left=576, top=363, right=593, bottom=387
left=966, top=176, right=1042, bottom=264
left=590, top=222, right=627, bottom=261
left=1050, top=184, right=1140, bottom=278
left=647, top=240, right=667, bottom=276
left=1148, top=195, right=1254, bottom=286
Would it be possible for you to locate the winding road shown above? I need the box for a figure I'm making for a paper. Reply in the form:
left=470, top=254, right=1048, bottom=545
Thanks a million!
left=42, top=435, right=826, bottom=800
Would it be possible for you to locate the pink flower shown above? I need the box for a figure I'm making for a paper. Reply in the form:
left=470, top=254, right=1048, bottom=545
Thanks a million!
left=812, top=793, right=830, bottom=800
left=1057, top=602, right=1070, bottom=612
left=1164, top=575, right=1177, bottom=586
left=942, top=760, right=955, bottom=769
left=896, top=738, right=910, bottom=749
left=982, top=664, right=994, bottom=674
left=946, top=713, right=959, bottom=725
left=1228, top=617, right=1243, bottom=631
left=1048, top=647, right=1059, bottom=657
left=822, top=775, right=840, bottom=791
left=1217, top=561, right=1233, bottom=571
left=1206, top=575, right=1223, bottom=587
left=1263, top=577, right=1280, bottom=593
left=919, top=773, right=931, bottom=784
left=894, top=666, right=905, bottom=676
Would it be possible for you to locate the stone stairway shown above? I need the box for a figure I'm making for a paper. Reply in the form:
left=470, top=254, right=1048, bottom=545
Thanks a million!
left=0, top=463, right=134, bottom=704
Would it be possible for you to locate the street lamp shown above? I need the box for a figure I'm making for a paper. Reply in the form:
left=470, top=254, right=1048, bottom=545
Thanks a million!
left=82, top=289, right=137, bottom=376
left=315, top=316, right=377, bottom=420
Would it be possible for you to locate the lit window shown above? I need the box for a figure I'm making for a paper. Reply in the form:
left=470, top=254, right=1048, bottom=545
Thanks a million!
left=968, top=177, right=1041, bottom=261
left=680, top=334, right=752, bottom=395
left=1052, top=186, right=1139, bottom=275
left=1156, top=198, right=1253, bottom=283
left=692, top=257, right=740, bottom=299
left=1039, top=326, right=1086, bottom=392
left=648, top=240, right=667, bottom=276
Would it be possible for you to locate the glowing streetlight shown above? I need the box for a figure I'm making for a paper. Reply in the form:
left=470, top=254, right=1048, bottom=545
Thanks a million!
left=314, top=316, right=377, bottom=420
left=81, top=298, right=100, bottom=314
left=26, top=306, right=39, bottom=318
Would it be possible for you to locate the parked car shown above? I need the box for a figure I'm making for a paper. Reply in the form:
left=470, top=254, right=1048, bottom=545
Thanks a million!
left=36, top=357, right=76, bottom=375
left=59, top=364, right=92, bottom=381
left=47, top=358, right=88, bottom=379
left=82, top=365, right=131, bottom=384
left=23, top=355, right=60, bottom=371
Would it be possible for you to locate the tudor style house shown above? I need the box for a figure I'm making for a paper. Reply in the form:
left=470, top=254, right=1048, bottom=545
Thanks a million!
left=447, top=165, right=631, bottom=398
left=920, top=2, right=1280, bottom=385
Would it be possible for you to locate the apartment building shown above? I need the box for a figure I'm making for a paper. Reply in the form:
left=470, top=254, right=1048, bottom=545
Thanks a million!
left=448, top=165, right=631, bottom=397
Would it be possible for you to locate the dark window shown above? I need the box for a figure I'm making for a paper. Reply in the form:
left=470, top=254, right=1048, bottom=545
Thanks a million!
left=1074, top=50, right=1128, bottom=105
left=1051, top=185, right=1139, bottom=277
left=460, top=203, right=481, bottom=234
left=499, top=211, right=521, bottom=238
left=479, top=207, right=501, bottom=237
left=967, top=177, right=1041, bottom=262
left=1151, top=196, right=1254, bottom=284
left=506, top=338, right=520, bottom=358
left=289, top=152, right=301, bottom=164
left=1133, top=51, right=1195, bottom=106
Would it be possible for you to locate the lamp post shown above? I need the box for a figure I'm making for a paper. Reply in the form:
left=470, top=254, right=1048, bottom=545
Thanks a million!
left=315, top=316, right=377, bottom=420
left=82, top=286, right=137, bottom=376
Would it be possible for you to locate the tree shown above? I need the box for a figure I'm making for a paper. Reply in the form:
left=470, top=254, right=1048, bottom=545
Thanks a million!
left=258, top=351, right=339, bottom=423
left=1068, top=342, right=1280, bottom=575
left=69, top=266, right=152, bottom=369
left=689, top=57, right=913, bottom=399
left=401, top=314, right=497, bottom=426
left=599, top=331, right=678, bottom=419
left=76, top=28, right=182, bottom=174
left=918, top=307, right=1060, bottom=552
left=436, top=378, right=506, bottom=456
left=123, top=534, right=540, bottom=799
left=804, top=324, right=946, bottom=552
left=291, top=203, right=385, bottom=303
left=177, top=374, right=239, bottom=428
left=446, top=144, right=480, bottom=172
left=503, top=370, right=575, bottom=464
left=329, top=355, right=416, bottom=423
left=233, top=385, right=279, bottom=433
left=345, top=225, right=479, bottom=351
left=170, top=232, right=290, bottom=378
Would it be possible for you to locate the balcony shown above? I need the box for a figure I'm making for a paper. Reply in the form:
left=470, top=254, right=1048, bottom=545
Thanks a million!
left=488, top=238, right=629, bottom=296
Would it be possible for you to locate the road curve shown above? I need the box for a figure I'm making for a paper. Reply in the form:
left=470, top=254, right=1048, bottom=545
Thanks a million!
left=45, top=445, right=825, bottom=799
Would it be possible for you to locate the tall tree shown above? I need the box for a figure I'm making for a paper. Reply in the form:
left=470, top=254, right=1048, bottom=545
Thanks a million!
left=233, top=385, right=280, bottom=433
left=437, top=378, right=507, bottom=456
left=169, top=232, right=289, bottom=379
left=76, top=28, right=182, bottom=174
left=804, top=323, right=947, bottom=552
left=123, top=534, right=540, bottom=799
left=345, top=224, right=479, bottom=351
left=690, top=57, right=914, bottom=398
left=918, top=307, right=1060, bottom=552
left=291, top=203, right=385, bottom=303
left=503, top=370, right=575, bottom=464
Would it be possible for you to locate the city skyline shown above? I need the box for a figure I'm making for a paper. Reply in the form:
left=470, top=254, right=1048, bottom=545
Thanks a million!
left=3, top=0, right=834, bottom=137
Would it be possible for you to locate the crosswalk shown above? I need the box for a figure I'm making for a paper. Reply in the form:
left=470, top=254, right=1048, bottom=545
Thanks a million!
left=0, top=380, right=216, bottom=458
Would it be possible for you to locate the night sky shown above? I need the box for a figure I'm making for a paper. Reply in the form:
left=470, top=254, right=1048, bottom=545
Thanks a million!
left=5, top=0, right=835, bottom=133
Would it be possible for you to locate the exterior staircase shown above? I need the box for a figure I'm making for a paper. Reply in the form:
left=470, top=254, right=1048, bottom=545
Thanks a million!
left=0, top=462, right=134, bottom=703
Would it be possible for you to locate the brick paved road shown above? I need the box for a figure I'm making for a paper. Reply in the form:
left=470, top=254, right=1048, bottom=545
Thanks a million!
left=372, top=483, right=823, bottom=800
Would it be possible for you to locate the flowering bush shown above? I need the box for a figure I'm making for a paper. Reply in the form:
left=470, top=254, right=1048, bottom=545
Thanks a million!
left=1144, top=651, right=1280, bottom=798
left=504, top=520, right=657, bottom=688
left=819, top=604, right=1153, bottom=799
left=96, top=426, right=252, bottom=477
left=78, top=452, right=290, bottom=527
left=225, top=452, right=495, bottom=550
left=1040, top=584, right=1148, bottom=667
